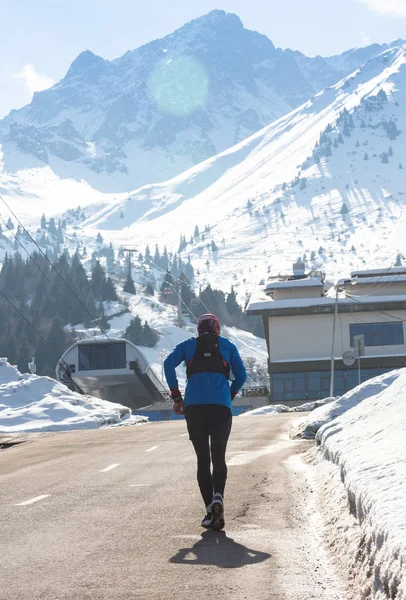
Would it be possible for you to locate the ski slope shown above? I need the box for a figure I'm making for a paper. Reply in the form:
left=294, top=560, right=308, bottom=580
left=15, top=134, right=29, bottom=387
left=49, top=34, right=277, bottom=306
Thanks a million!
left=73, top=44, right=406, bottom=300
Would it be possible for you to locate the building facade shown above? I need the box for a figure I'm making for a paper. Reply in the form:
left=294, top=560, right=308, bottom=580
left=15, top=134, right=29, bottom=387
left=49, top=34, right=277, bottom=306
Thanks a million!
left=247, top=263, right=406, bottom=404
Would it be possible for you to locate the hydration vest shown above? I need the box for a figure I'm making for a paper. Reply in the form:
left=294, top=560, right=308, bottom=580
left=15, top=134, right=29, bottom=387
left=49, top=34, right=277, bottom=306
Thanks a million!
left=186, top=333, right=230, bottom=380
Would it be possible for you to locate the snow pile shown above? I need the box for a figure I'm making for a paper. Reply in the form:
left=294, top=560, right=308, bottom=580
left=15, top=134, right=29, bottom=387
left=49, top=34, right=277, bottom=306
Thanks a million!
left=0, top=359, right=148, bottom=433
left=315, top=368, right=406, bottom=599
left=239, top=404, right=289, bottom=416
left=240, top=397, right=334, bottom=417
left=291, top=370, right=402, bottom=438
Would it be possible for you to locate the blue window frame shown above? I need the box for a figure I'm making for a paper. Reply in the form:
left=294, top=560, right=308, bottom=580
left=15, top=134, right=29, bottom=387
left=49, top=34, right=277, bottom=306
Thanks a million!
left=350, top=322, right=404, bottom=347
left=271, top=367, right=396, bottom=402
left=78, top=342, right=126, bottom=371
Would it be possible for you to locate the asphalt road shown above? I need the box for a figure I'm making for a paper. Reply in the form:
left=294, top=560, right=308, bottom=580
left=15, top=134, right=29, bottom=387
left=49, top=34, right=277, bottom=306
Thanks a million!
left=0, top=415, right=350, bottom=600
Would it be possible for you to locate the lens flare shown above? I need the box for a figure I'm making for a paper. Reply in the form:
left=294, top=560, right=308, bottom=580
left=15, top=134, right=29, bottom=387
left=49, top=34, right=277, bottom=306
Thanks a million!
left=148, top=55, right=209, bottom=117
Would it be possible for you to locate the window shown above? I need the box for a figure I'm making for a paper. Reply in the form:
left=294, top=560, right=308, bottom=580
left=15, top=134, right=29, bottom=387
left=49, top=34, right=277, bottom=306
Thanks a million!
left=78, top=343, right=126, bottom=371
left=273, top=372, right=305, bottom=401
left=350, top=322, right=404, bottom=347
left=272, top=367, right=398, bottom=402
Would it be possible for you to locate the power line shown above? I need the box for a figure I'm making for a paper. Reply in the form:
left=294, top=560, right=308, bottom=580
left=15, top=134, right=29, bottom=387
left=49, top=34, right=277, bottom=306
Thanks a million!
left=0, top=286, right=83, bottom=390
left=0, top=214, right=102, bottom=345
left=0, top=193, right=113, bottom=343
left=344, top=293, right=406, bottom=327
left=0, top=287, right=51, bottom=348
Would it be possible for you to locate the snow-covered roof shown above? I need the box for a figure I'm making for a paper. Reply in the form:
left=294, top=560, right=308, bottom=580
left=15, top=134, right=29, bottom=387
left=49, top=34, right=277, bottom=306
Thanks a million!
left=351, top=267, right=406, bottom=278
left=345, top=275, right=406, bottom=285
left=247, top=285, right=406, bottom=313
left=265, top=277, right=324, bottom=291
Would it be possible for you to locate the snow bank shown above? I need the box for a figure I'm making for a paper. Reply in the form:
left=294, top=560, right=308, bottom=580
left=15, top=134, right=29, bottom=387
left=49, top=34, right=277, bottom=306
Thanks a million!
left=291, top=370, right=402, bottom=439
left=240, top=397, right=334, bottom=417
left=0, top=359, right=148, bottom=433
left=315, top=368, right=406, bottom=599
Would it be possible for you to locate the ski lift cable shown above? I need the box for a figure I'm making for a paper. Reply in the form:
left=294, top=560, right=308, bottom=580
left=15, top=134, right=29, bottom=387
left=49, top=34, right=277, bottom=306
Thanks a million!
left=0, top=194, right=116, bottom=345
left=0, top=286, right=74, bottom=381
left=0, top=196, right=136, bottom=371
left=165, top=281, right=199, bottom=324
left=0, top=215, right=102, bottom=346
left=149, top=258, right=214, bottom=316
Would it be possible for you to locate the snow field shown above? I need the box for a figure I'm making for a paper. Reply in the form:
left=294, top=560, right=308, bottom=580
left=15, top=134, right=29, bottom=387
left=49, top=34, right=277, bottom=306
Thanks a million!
left=0, top=359, right=148, bottom=433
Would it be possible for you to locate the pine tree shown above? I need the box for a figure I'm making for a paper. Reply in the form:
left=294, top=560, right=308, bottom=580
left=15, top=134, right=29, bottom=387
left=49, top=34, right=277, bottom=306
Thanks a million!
left=46, top=318, right=67, bottom=374
left=194, top=225, right=200, bottom=240
left=7, top=217, right=14, bottom=230
left=364, top=152, right=369, bottom=160
left=124, top=316, right=143, bottom=345
left=399, top=162, right=403, bottom=170
left=226, top=287, right=240, bottom=317
left=140, top=322, right=159, bottom=347
left=102, top=277, right=118, bottom=302
left=96, top=232, right=103, bottom=244
left=41, top=214, right=46, bottom=229
left=211, top=240, right=219, bottom=252
left=123, top=274, right=136, bottom=294
left=145, top=245, right=152, bottom=263
left=389, top=146, right=393, bottom=157
left=340, top=203, right=349, bottom=215
left=395, top=253, right=404, bottom=267
left=381, top=152, right=389, bottom=164
left=144, top=283, right=154, bottom=296
left=48, top=218, right=58, bottom=236
left=91, top=261, right=106, bottom=299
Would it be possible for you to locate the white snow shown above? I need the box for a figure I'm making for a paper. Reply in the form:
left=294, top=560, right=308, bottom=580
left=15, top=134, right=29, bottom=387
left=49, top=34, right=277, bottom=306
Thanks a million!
left=240, top=397, right=334, bottom=416
left=292, top=368, right=403, bottom=438
left=309, top=367, right=406, bottom=599
left=67, top=43, right=406, bottom=303
left=0, top=358, right=148, bottom=433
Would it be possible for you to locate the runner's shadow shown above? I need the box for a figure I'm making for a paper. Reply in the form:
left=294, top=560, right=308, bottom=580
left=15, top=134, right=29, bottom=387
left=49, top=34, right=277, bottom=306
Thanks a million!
left=170, top=530, right=271, bottom=569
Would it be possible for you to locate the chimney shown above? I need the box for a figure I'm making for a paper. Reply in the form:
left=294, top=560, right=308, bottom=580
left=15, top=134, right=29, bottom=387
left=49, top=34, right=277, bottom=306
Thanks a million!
left=293, top=259, right=305, bottom=277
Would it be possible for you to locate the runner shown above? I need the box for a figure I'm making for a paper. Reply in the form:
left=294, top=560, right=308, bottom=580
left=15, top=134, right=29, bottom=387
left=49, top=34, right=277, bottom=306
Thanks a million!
left=164, top=314, right=247, bottom=530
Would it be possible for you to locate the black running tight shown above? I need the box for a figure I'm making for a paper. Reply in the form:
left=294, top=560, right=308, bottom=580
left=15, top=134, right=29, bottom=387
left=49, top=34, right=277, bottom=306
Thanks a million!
left=184, top=404, right=232, bottom=507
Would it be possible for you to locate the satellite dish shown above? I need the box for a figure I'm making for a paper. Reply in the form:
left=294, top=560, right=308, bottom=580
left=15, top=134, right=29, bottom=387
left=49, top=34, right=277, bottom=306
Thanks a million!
left=343, top=350, right=356, bottom=366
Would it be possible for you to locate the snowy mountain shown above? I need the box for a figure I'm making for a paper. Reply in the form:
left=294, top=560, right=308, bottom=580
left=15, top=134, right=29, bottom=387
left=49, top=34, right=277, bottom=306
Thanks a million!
left=76, top=43, right=406, bottom=300
left=0, top=10, right=401, bottom=193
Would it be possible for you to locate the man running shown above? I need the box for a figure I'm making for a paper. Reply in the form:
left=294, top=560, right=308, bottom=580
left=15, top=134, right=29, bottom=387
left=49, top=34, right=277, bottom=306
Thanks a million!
left=164, top=314, right=247, bottom=530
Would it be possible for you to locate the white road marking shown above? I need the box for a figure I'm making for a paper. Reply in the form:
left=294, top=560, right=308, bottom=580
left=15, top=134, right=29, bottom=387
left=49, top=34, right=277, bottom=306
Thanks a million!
left=15, top=495, right=49, bottom=506
left=146, top=446, right=159, bottom=452
left=100, top=463, right=120, bottom=473
left=180, top=433, right=189, bottom=437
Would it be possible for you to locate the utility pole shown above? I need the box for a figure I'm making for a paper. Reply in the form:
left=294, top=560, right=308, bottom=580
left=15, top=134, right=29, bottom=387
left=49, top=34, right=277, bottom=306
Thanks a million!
left=158, top=349, right=169, bottom=382
left=122, top=247, right=137, bottom=279
left=330, top=278, right=354, bottom=397
left=329, top=285, right=339, bottom=398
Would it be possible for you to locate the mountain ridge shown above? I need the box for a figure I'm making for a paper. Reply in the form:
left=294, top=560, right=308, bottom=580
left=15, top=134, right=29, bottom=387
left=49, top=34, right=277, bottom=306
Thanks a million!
left=0, top=10, right=403, bottom=193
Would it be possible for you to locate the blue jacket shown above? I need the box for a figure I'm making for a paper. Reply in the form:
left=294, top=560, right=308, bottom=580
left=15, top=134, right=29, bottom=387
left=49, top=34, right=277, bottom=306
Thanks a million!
left=164, top=336, right=247, bottom=409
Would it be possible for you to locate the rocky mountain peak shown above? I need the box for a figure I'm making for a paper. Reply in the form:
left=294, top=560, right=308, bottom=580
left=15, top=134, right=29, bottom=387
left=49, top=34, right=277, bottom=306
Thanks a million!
left=64, top=50, right=106, bottom=80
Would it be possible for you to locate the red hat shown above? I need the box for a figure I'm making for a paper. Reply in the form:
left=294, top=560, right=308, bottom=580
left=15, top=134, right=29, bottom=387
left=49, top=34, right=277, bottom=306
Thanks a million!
left=197, top=314, right=221, bottom=336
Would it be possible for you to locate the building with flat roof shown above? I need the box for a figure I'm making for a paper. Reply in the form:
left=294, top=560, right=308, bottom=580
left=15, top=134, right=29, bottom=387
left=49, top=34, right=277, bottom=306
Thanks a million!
left=247, top=262, right=406, bottom=404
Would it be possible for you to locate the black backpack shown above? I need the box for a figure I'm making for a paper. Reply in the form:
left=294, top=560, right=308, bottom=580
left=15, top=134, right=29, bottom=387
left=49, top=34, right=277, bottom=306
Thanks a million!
left=186, top=333, right=230, bottom=380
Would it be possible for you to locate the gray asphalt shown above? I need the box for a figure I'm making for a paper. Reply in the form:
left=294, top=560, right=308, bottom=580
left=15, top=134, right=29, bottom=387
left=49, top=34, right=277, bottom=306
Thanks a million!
left=0, top=415, right=350, bottom=600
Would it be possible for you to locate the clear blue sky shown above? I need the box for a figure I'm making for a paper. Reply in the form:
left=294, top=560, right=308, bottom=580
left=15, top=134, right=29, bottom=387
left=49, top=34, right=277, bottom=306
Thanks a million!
left=1, top=0, right=406, bottom=118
